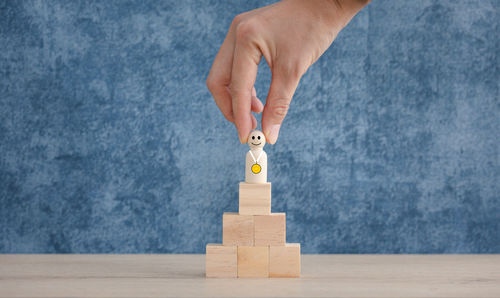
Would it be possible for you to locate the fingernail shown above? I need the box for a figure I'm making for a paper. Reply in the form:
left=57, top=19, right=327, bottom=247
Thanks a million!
left=266, top=124, right=281, bottom=144
left=238, top=130, right=248, bottom=144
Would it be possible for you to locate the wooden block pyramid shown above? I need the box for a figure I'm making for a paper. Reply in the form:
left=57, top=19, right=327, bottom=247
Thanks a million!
left=206, top=181, right=301, bottom=278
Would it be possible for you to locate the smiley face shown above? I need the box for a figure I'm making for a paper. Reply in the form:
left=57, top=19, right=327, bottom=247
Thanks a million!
left=248, top=130, right=266, bottom=149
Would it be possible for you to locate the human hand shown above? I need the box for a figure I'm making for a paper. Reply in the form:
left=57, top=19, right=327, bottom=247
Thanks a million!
left=207, top=0, right=369, bottom=144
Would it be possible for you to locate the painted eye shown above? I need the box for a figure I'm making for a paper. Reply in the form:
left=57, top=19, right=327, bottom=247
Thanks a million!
left=252, top=136, right=255, bottom=140
left=257, top=136, right=261, bottom=140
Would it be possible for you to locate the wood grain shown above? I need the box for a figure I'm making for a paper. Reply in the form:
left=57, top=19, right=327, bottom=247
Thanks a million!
left=1, top=254, right=499, bottom=297
left=237, top=246, right=269, bottom=278
left=269, top=243, right=300, bottom=278
left=222, top=212, right=254, bottom=246
left=205, top=244, right=237, bottom=278
left=238, top=182, right=271, bottom=215
left=254, top=213, right=286, bottom=246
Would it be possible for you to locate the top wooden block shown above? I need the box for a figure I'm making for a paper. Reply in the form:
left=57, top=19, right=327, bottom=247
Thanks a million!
left=239, top=182, right=271, bottom=215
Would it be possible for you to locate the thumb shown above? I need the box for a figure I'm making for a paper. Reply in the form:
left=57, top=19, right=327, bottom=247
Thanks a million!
left=262, top=67, right=302, bottom=144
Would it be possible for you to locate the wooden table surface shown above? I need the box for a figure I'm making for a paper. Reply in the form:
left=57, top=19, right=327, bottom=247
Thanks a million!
left=1, top=254, right=499, bottom=297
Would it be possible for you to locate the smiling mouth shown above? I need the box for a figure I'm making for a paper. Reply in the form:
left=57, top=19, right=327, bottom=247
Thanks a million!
left=251, top=142, right=262, bottom=146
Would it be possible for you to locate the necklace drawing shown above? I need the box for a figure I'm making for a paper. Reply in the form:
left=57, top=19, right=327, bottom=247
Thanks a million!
left=249, top=150, right=263, bottom=174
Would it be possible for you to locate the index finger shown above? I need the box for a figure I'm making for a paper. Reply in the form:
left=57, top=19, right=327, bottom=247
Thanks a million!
left=206, top=22, right=237, bottom=122
left=229, top=25, right=262, bottom=143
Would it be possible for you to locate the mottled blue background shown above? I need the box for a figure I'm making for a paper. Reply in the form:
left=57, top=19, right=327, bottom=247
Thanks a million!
left=1, top=0, right=499, bottom=253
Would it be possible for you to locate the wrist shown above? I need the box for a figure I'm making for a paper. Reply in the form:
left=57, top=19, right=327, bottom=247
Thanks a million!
left=328, top=0, right=370, bottom=28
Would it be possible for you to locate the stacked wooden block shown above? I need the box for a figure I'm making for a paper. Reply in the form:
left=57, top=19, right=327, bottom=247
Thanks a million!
left=206, top=182, right=300, bottom=278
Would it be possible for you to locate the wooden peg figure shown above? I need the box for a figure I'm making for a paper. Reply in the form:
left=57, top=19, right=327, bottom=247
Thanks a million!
left=245, top=130, right=267, bottom=183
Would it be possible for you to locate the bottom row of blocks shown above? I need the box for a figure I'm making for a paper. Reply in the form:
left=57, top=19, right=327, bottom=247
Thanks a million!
left=206, top=243, right=300, bottom=278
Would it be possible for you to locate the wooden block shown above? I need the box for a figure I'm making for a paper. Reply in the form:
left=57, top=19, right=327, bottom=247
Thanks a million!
left=269, top=243, right=301, bottom=278
left=239, top=182, right=271, bottom=215
left=237, top=246, right=269, bottom=278
left=254, top=213, right=286, bottom=246
left=222, top=213, right=254, bottom=246
left=206, top=244, right=237, bottom=278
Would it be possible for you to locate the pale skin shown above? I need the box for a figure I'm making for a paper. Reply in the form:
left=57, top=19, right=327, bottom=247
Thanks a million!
left=206, top=0, right=370, bottom=144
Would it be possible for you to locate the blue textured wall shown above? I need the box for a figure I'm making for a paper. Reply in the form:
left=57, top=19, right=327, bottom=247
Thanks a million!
left=1, top=0, right=499, bottom=253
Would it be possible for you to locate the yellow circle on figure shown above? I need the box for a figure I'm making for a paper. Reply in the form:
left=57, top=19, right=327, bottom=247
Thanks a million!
left=251, top=163, right=261, bottom=174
